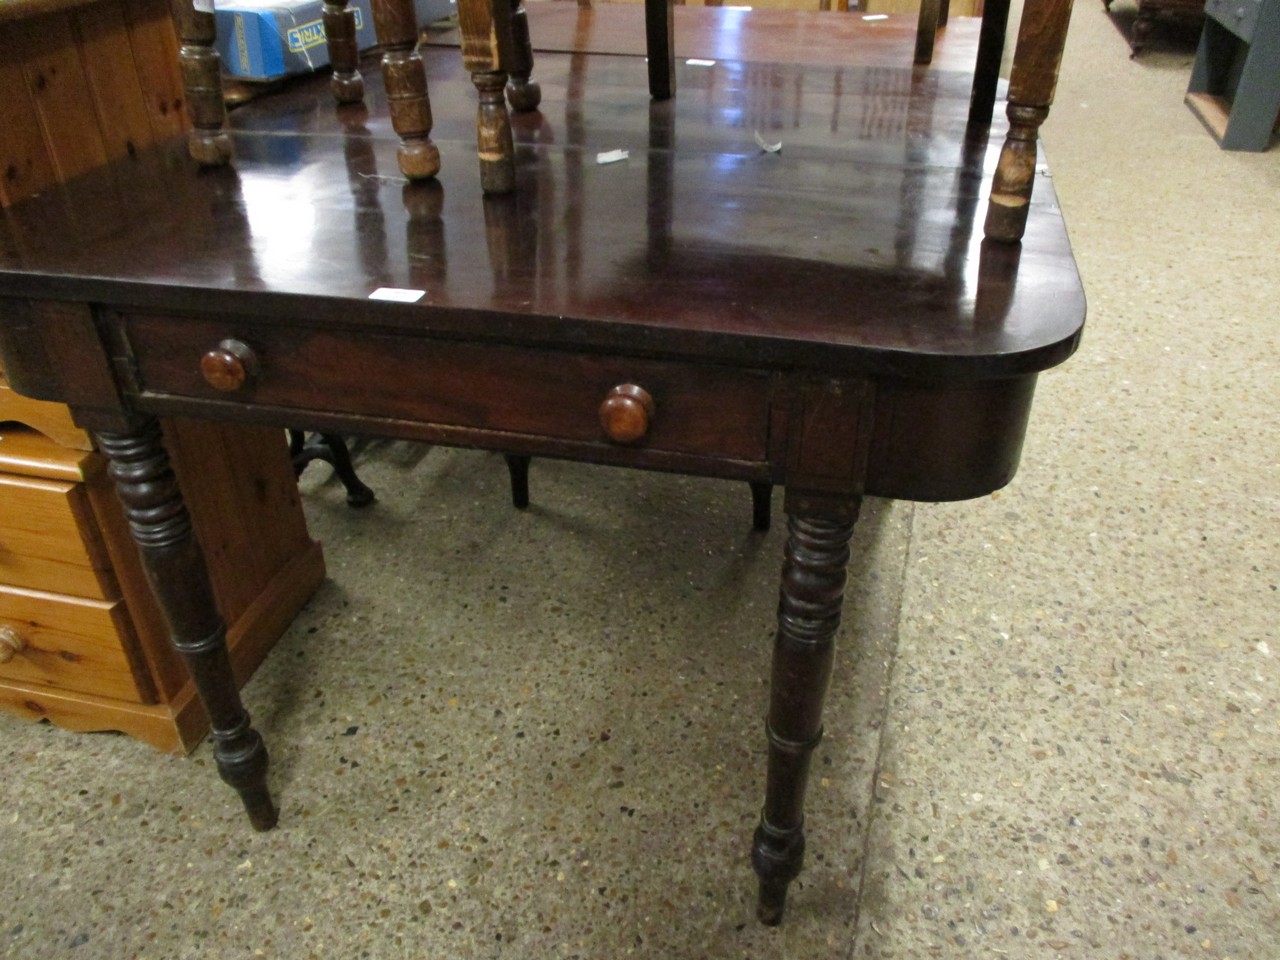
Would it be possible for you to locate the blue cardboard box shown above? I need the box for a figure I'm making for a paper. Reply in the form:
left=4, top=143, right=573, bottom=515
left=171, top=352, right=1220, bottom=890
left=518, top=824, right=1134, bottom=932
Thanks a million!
left=215, top=0, right=457, bottom=82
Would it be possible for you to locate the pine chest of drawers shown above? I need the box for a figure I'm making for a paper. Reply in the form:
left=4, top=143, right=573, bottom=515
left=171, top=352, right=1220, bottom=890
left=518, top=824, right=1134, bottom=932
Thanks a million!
left=0, top=370, right=324, bottom=753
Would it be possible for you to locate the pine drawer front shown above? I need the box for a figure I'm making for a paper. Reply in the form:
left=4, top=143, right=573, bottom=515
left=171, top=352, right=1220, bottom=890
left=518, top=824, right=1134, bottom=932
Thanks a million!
left=0, top=585, right=147, bottom=703
left=0, top=473, right=116, bottom=600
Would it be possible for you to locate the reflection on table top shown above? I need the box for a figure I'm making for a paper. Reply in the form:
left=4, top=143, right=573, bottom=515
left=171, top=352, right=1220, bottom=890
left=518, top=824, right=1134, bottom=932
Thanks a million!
left=0, top=49, right=1083, bottom=381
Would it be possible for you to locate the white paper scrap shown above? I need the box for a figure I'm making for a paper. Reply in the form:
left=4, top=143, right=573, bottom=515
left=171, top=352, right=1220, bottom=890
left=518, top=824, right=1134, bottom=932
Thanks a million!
left=368, top=287, right=426, bottom=303
left=596, top=149, right=630, bottom=165
left=193, top=0, right=214, bottom=11
left=685, top=58, right=717, bottom=67
left=862, top=13, right=889, bottom=20
left=754, top=131, right=782, bottom=154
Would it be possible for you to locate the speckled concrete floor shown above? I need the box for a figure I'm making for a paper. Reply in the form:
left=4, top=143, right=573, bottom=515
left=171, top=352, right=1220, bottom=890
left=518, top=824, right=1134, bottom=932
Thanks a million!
left=2, top=5, right=1277, bottom=959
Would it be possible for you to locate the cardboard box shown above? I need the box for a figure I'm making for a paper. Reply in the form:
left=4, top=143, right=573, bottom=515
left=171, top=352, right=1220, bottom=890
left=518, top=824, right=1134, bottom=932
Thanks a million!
left=215, top=0, right=457, bottom=82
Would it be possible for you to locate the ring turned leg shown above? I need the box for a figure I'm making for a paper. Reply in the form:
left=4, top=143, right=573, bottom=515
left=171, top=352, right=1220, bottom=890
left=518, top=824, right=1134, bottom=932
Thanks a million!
left=371, top=0, right=442, bottom=180
left=505, top=0, right=542, bottom=112
left=984, top=0, right=1074, bottom=241
left=323, top=0, right=366, bottom=103
left=97, top=419, right=277, bottom=831
left=169, top=0, right=232, bottom=166
left=458, top=0, right=517, bottom=193
left=751, top=505, right=858, bottom=924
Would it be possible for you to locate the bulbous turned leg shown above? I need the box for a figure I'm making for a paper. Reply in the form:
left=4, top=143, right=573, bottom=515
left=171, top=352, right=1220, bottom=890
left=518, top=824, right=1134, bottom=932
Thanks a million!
left=983, top=0, right=1073, bottom=242
left=97, top=418, right=276, bottom=831
left=984, top=103, right=1048, bottom=242
left=751, top=506, right=858, bottom=924
left=170, top=0, right=231, bottom=166
left=505, top=0, right=542, bottom=112
left=371, top=0, right=441, bottom=180
left=323, top=0, right=366, bottom=103
left=473, top=70, right=516, bottom=194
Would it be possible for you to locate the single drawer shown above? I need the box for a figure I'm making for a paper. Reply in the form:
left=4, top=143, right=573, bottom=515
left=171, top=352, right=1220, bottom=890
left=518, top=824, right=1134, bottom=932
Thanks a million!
left=119, top=315, right=773, bottom=463
left=0, top=473, right=116, bottom=600
left=0, top=584, right=147, bottom=703
left=1205, top=0, right=1262, bottom=41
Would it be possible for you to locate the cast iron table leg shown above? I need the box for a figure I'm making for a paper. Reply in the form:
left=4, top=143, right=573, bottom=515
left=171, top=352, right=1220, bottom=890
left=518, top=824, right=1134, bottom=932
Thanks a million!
left=97, top=418, right=276, bottom=831
left=751, top=502, right=858, bottom=924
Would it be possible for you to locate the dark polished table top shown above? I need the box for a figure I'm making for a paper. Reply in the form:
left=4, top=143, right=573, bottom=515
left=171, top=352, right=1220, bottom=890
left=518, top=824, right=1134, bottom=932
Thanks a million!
left=0, top=29, right=1087, bottom=924
left=0, top=49, right=1083, bottom=383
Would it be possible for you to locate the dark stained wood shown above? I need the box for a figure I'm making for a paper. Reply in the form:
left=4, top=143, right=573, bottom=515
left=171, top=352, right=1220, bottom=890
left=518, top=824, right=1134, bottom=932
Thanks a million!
left=95, top=418, right=276, bottom=828
left=323, top=0, right=365, bottom=104
left=644, top=0, right=675, bottom=100
left=752, top=505, right=859, bottom=924
left=371, top=0, right=440, bottom=179
left=505, top=0, right=542, bottom=112
left=915, top=0, right=943, bottom=63
left=0, top=40, right=1084, bottom=923
left=985, top=0, right=1074, bottom=241
left=968, top=0, right=1012, bottom=128
left=503, top=453, right=531, bottom=508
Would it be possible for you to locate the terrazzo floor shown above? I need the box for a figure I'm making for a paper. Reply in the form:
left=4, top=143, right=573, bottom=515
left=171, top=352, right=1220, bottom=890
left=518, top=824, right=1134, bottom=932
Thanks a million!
left=2, top=3, right=1277, bottom=958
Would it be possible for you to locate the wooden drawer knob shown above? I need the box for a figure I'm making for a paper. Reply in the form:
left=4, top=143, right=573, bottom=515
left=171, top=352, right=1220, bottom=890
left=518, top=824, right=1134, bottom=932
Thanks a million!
left=200, top=339, right=259, bottom=392
left=599, top=384, right=655, bottom=444
left=0, top=625, right=24, bottom=664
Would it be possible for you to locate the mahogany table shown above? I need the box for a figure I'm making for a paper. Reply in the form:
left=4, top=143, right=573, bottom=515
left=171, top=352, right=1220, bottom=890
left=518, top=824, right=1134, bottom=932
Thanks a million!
left=0, top=47, right=1085, bottom=924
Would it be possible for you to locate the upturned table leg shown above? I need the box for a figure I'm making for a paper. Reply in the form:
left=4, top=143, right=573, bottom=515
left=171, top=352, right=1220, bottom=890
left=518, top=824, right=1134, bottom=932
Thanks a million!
left=96, top=419, right=277, bottom=831
left=984, top=0, right=1074, bottom=242
left=458, top=0, right=516, bottom=193
left=371, top=0, right=442, bottom=180
left=323, top=0, right=366, bottom=103
left=505, top=0, right=542, bottom=111
left=169, top=0, right=232, bottom=166
left=751, top=504, right=858, bottom=924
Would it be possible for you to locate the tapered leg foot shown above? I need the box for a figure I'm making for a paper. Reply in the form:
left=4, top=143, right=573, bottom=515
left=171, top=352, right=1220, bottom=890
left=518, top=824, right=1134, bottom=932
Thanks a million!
left=473, top=70, right=516, bottom=194
left=752, top=817, right=805, bottom=924
left=97, top=418, right=277, bottom=830
left=505, top=0, right=542, bottom=112
left=751, top=507, right=858, bottom=924
left=749, top=481, right=772, bottom=531
left=504, top=454, right=531, bottom=509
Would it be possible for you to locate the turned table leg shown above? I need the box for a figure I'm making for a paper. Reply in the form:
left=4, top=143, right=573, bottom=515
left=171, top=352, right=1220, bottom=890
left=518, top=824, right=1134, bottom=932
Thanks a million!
left=97, top=418, right=276, bottom=831
left=505, top=0, right=542, bottom=111
left=458, top=0, right=516, bottom=193
left=169, top=0, right=231, bottom=166
left=371, top=0, right=442, bottom=180
left=644, top=0, right=675, bottom=100
left=984, top=0, right=1074, bottom=242
left=323, top=0, right=366, bottom=103
left=751, top=502, right=858, bottom=924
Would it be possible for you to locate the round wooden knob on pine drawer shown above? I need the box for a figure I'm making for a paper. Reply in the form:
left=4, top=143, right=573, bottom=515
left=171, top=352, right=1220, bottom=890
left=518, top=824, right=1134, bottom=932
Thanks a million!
left=598, top=384, right=656, bottom=444
left=200, top=339, right=259, bottom=393
left=0, top=625, right=24, bottom=664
